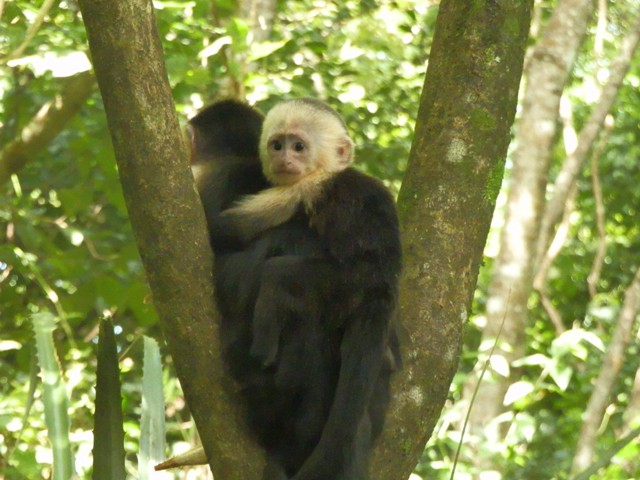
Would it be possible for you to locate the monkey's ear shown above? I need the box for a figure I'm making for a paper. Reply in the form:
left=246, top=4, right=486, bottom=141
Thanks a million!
left=336, top=137, right=354, bottom=166
left=185, top=124, right=203, bottom=165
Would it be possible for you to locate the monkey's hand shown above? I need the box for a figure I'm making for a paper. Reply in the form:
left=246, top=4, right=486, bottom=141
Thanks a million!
left=250, top=256, right=315, bottom=367
left=250, top=285, right=283, bottom=367
left=262, top=456, right=289, bottom=480
left=208, top=211, right=250, bottom=250
left=290, top=452, right=354, bottom=480
left=291, top=412, right=371, bottom=480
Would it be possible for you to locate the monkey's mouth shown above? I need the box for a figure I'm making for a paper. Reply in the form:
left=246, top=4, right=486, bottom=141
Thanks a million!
left=273, top=168, right=302, bottom=177
left=271, top=170, right=303, bottom=186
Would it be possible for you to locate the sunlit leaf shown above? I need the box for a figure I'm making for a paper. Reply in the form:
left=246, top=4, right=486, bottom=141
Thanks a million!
left=504, top=381, right=535, bottom=406
left=139, top=337, right=168, bottom=480
left=249, top=40, right=288, bottom=61
left=33, top=312, right=74, bottom=480
left=0, top=340, right=22, bottom=351
left=489, top=354, right=510, bottom=377
left=549, top=361, right=573, bottom=392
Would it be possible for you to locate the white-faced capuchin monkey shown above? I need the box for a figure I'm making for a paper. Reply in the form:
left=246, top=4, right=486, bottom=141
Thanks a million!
left=189, top=98, right=401, bottom=480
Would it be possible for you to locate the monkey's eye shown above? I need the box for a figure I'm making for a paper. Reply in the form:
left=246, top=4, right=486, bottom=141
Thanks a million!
left=293, top=142, right=305, bottom=152
left=272, top=140, right=283, bottom=151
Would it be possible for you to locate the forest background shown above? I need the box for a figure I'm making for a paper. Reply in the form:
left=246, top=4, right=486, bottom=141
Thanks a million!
left=1, top=0, right=639, bottom=479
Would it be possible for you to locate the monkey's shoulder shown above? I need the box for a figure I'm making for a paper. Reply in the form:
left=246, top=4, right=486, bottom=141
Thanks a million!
left=312, top=168, right=401, bottom=265
left=321, top=168, right=395, bottom=207
left=206, top=160, right=269, bottom=212
left=316, top=168, right=398, bottom=226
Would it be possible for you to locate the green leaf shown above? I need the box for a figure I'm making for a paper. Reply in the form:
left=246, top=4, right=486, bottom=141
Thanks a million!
left=92, top=319, right=125, bottom=480
left=549, top=360, right=573, bottom=392
left=0, top=339, right=21, bottom=351
left=550, top=328, right=605, bottom=360
left=504, top=380, right=535, bottom=406
left=249, top=40, right=288, bottom=62
left=33, top=312, right=75, bottom=480
left=139, top=336, right=167, bottom=479
left=198, top=36, right=232, bottom=59
left=227, top=17, right=250, bottom=53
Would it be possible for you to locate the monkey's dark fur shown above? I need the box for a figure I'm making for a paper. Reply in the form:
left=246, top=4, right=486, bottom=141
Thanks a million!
left=189, top=99, right=401, bottom=480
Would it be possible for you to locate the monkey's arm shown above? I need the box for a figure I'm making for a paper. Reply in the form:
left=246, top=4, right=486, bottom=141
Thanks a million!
left=196, top=161, right=270, bottom=251
left=219, top=170, right=334, bottom=244
left=249, top=255, right=337, bottom=366
left=294, top=169, right=402, bottom=480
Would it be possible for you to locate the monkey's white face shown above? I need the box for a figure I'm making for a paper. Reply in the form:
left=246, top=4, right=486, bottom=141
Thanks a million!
left=264, top=131, right=317, bottom=185
left=260, top=100, right=355, bottom=186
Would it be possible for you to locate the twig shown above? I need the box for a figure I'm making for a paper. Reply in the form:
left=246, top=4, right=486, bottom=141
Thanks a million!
left=0, top=0, right=58, bottom=65
left=587, top=118, right=613, bottom=297
left=571, top=267, right=640, bottom=474
left=571, top=427, right=640, bottom=480
left=450, top=294, right=510, bottom=480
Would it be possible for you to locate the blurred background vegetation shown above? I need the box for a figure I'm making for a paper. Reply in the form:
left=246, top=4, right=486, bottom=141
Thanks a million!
left=0, top=0, right=639, bottom=479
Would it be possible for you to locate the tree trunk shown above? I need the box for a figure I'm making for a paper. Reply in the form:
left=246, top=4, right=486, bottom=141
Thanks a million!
left=461, top=0, right=595, bottom=462
left=209, top=0, right=277, bottom=99
left=78, top=1, right=264, bottom=478
left=373, top=1, right=532, bottom=478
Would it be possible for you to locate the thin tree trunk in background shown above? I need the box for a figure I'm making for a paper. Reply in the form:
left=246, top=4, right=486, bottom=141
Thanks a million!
left=586, top=128, right=610, bottom=299
left=536, top=11, right=640, bottom=267
left=239, top=0, right=277, bottom=43
left=462, top=0, right=595, bottom=460
left=374, top=1, right=532, bottom=478
left=571, top=268, right=640, bottom=475
left=209, top=0, right=277, bottom=99
left=533, top=95, right=578, bottom=334
left=533, top=10, right=640, bottom=306
left=531, top=17, right=640, bottom=472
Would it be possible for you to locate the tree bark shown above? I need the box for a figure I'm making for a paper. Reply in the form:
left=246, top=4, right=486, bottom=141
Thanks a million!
left=372, top=1, right=532, bottom=478
left=0, top=70, right=96, bottom=185
left=461, top=0, right=595, bottom=456
left=77, top=1, right=263, bottom=478
left=571, top=267, right=640, bottom=475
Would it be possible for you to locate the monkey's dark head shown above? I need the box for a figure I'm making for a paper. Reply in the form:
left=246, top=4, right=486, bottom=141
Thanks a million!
left=189, top=99, right=264, bottom=161
left=259, top=99, right=354, bottom=186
